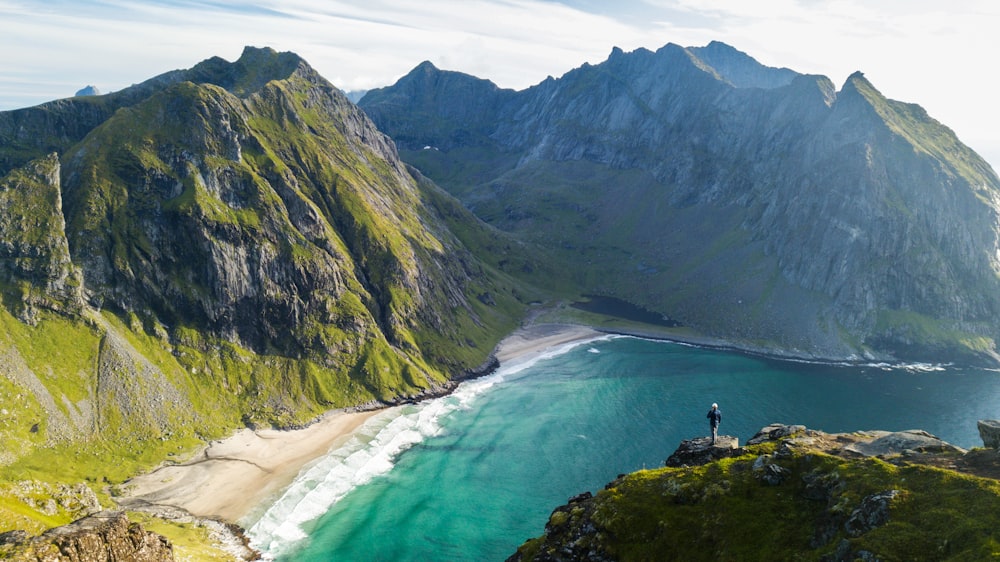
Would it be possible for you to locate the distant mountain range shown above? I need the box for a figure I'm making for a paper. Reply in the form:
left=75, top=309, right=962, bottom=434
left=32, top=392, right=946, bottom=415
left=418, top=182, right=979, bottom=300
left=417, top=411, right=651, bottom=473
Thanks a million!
left=360, top=40, right=1000, bottom=365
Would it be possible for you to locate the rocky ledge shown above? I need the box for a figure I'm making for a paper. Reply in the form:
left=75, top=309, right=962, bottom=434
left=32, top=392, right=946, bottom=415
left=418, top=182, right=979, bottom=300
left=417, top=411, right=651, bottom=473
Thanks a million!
left=0, top=511, right=174, bottom=561
left=509, top=421, right=1000, bottom=561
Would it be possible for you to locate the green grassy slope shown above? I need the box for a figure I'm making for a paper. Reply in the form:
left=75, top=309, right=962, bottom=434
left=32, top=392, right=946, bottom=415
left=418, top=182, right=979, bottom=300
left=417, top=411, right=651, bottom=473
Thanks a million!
left=513, top=433, right=1000, bottom=561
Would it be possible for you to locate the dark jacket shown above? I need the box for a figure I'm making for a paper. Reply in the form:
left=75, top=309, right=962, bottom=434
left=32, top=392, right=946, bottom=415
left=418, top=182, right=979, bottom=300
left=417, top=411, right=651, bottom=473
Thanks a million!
left=707, top=408, right=722, bottom=427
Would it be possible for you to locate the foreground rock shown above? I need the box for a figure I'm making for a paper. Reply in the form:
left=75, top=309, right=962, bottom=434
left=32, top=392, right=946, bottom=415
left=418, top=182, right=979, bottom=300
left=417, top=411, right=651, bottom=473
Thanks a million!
left=978, top=419, right=1000, bottom=448
left=0, top=511, right=174, bottom=561
left=509, top=423, right=1000, bottom=561
left=664, top=435, right=739, bottom=467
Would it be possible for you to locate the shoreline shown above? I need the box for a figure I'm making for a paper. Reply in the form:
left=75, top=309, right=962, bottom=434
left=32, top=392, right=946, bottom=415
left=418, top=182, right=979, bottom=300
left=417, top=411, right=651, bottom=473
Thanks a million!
left=117, top=323, right=604, bottom=532
left=118, top=408, right=381, bottom=525
left=115, top=318, right=945, bottom=558
left=585, top=325, right=891, bottom=368
left=117, top=320, right=932, bottom=536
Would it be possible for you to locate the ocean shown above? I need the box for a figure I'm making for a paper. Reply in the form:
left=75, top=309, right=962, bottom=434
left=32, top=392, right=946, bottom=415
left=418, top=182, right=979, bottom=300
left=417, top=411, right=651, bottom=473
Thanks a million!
left=247, top=334, right=1000, bottom=561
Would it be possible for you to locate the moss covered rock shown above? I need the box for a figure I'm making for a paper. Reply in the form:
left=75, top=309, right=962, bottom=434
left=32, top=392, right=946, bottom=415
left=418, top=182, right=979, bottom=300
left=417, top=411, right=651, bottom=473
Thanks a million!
left=511, top=424, right=1000, bottom=561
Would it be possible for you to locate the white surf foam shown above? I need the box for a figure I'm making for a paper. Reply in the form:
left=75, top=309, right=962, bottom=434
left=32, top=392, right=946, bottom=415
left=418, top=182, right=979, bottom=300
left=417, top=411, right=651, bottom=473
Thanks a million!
left=247, top=333, right=608, bottom=559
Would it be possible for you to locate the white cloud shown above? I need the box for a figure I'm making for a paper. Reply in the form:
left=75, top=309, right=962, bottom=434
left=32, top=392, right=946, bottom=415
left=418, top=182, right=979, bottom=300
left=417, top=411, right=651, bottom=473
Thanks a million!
left=1, top=0, right=998, bottom=168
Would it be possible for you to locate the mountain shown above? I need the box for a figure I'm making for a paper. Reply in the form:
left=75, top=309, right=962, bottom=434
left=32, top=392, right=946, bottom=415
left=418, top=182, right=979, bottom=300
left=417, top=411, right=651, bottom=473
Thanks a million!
left=359, top=42, right=1000, bottom=365
left=343, top=89, right=368, bottom=104
left=74, top=85, right=101, bottom=97
left=0, top=46, right=544, bottom=545
left=509, top=424, right=1000, bottom=561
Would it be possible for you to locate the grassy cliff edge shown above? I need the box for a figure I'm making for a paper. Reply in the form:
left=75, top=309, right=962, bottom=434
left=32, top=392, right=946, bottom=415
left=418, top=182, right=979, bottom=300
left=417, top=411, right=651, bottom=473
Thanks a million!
left=510, top=424, right=1000, bottom=561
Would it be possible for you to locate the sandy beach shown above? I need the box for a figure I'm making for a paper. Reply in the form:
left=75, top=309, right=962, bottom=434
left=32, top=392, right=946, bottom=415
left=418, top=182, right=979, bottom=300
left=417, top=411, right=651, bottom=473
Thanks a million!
left=495, top=323, right=602, bottom=363
left=119, top=323, right=602, bottom=526
left=120, top=409, right=380, bottom=524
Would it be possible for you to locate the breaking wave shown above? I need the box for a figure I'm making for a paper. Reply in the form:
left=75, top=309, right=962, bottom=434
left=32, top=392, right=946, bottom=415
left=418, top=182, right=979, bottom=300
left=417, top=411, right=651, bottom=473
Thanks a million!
left=246, top=334, right=607, bottom=559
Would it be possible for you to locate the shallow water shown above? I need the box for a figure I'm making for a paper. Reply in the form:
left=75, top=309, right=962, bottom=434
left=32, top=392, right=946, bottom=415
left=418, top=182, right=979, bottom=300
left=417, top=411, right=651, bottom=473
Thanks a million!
left=249, top=335, right=1000, bottom=560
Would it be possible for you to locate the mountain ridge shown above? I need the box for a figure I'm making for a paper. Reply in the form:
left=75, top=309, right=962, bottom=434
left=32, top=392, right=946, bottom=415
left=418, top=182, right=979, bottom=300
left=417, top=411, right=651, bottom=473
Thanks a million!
left=359, top=41, right=1000, bottom=365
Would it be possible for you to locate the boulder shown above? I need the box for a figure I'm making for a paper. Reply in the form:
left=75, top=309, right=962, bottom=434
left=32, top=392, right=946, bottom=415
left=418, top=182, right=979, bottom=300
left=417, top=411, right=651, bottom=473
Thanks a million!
left=752, top=455, right=791, bottom=485
left=0, top=530, right=29, bottom=546
left=845, top=490, right=900, bottom=537
left=842, top=430, right=965, bottom=458
left=665, top=435, right=739, bottom=467
left=747, top=424, right=807, bottom=445
left=978, top=420, right=1000, bottom=448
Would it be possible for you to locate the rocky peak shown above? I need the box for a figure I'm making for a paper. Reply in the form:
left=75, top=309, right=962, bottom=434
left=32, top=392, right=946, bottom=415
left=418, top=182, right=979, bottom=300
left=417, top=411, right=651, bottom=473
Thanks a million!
left=832, top=70, right=886, bottom=119
left=387, top=60, right=506, bottom=101
left=688, top=40, right=799, bottom=89
left=74, top=85, right=101, bottom=97
left=184, top=45, right=311, bottom=99
left=360, top=40, right=1000, bottom=365
left=0, top=46, right=322, bottom=177
left=360, top=60, right=512, bottom=151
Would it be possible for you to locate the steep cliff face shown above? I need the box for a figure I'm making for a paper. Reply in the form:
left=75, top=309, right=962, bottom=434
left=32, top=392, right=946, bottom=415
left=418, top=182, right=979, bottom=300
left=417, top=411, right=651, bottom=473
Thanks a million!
left=1, top=47, right=527, bottom=406
left=0, top=47, right=533, bottom=537
left=360, top=42, right=1000, bottom=364
left=0, top=154, right=83, bottom=321
left=60, top=53, right=429, bottom=362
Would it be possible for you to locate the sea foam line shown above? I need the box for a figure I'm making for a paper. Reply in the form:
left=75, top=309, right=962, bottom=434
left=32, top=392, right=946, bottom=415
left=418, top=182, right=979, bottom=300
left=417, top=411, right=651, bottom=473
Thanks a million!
left=247, top=334, right=608, bottom=559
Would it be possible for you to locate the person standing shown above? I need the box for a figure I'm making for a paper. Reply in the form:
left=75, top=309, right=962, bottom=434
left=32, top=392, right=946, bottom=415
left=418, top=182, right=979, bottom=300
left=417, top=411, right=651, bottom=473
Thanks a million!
left=707, top=403, right=722, bottom=444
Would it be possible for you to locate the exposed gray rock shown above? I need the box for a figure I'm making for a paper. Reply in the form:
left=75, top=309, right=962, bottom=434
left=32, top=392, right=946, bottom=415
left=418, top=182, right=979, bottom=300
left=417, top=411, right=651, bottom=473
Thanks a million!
left=978, top=419, right=1000, bottom=448
left=748, top=423, right=807, bottom=445
left=664, top=435, right=739, bottom=467
left=822, top=539, right=881, bottom=562
left=841, top=430, right=965, bottom=458
left=0, top=530, right=29, bottom=545
left=362, top=41, right=1000, bottom=366
left=752, top=455, right=791, bottom=485
left=845, top=490, right=900, bottom=537
left=802, top=470, right=845, bottom=502
left=75, top=85, right=102, bottom=97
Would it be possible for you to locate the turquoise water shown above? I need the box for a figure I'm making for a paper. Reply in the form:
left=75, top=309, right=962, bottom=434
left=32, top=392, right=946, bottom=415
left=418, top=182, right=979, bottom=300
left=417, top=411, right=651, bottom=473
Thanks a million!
left=248, top=335, right=1000, bottom=561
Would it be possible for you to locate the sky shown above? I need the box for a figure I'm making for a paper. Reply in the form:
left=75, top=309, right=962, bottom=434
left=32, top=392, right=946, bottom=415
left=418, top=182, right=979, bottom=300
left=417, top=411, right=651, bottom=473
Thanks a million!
left=2, top=0, right=999, bottom=169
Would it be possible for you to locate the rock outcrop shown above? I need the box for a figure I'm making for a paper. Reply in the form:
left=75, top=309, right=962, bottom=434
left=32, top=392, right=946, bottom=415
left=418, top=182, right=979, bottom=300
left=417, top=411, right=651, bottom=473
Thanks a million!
left=663, top=435, right=739, bottom=467
left=840, top=429, right=966, bottom=458
left=0, top=512, right=174, bottom=561
left=978, top=419, right=1000, bottom=448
